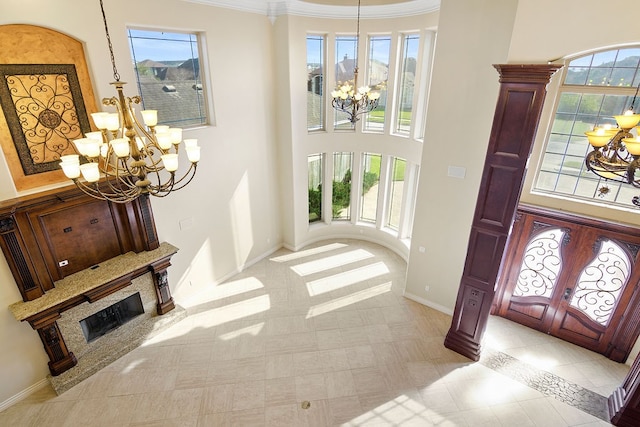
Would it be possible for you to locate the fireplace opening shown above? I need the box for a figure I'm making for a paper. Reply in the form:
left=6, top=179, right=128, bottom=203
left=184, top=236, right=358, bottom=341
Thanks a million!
left=79, top=292, right=144, bottom=343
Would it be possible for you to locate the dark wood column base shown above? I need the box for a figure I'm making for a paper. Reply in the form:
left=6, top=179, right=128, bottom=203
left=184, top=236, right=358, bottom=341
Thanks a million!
left=445, top=282, right=492, bottom=361
left=443, top=331, right=481, bottom=361
left=150, top=259, right=175, bottom=315
left=48, top=352, right=78, bottom=376
left=608, top=345, right=640, bottom=426
left=35, top=320, right=77, bottom=376
left=157, top=299, right=176, bottom=315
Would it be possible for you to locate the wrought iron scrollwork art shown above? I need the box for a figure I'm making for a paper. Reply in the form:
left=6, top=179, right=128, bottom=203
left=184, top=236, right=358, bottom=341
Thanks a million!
left=514, top=227, right=567, bottom=298
left=570, top=238, right=631, bottom=326
left=0, top=64, right=92, bottom=175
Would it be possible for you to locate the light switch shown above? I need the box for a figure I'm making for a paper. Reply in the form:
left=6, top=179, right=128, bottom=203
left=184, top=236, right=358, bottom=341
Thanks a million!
left=447, top=166, right=466, bottom=179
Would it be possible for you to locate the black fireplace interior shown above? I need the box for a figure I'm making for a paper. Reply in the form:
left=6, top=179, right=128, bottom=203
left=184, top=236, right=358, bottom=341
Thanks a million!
left=79, top=292, right=144, bottom=343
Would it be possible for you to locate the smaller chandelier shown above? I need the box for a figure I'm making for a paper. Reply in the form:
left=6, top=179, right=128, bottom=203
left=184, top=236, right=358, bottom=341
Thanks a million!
left=331, top=0, right=380, bottom=124
left=584, top=108, right=640, bottom=206
left=60, top=0, right=201, bottom=203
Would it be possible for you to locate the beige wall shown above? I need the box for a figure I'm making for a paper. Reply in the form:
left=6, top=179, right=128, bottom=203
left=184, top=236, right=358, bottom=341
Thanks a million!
left=0, top=0, right=280, bottom=405
left=405, top=0, right=640, bottom=315
left=405, top=0, right=519, bottom=311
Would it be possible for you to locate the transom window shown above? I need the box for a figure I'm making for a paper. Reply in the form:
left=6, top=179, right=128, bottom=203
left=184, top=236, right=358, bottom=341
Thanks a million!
left=128, top=29, right=208, bottom=127
left=533, top=47, right=640, bottom=208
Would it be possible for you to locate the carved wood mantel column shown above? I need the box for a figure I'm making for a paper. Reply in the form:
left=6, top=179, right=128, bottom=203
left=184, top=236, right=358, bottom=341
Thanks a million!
left=35, top=317, right=77, bottom=376
left=444, top=64, right=561, bottom=361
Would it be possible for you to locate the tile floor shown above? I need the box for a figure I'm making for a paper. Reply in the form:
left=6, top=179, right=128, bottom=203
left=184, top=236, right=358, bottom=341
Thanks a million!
left=0, top=239, right=632, bottom=426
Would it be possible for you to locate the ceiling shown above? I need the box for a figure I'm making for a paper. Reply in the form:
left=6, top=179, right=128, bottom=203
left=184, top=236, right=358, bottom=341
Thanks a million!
left=185, top=0, right=441, bottom=18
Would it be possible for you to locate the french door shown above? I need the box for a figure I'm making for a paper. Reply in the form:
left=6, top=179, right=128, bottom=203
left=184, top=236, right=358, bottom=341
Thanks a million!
left=493, top=205, right=640, bottom=362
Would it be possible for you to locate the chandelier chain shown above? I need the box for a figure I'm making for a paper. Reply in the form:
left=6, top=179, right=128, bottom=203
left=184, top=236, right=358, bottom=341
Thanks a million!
left=99, top=0, right=121, bottom=82
left=630, top=82, right=640, bottom=111
left=356, top=0, right=361, bottom=67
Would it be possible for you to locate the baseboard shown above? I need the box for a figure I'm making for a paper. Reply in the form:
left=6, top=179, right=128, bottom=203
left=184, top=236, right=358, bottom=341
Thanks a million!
left=403, top=291, right=454, bottom=316
left=0, top=378, right=49, bottom=412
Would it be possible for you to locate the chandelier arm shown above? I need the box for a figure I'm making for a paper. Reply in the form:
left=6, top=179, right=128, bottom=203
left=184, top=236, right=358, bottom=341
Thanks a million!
left=127, top=98, right=156, bottom=144
left=629, top=158, right=640, bottom=187
left=162, top=164, right=197, bottom=191
left=147, top=172, right=176, bottom=196
left=71, top=179, right=140, bottom=204
left=147, top=165, right=198, bottom=196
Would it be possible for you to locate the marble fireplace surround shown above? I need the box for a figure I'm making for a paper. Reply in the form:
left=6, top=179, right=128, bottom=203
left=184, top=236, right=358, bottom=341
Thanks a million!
left=9, top=242, right=186, bottom=394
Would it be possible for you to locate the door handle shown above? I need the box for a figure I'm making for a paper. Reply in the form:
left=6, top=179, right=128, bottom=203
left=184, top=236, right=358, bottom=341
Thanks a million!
left=563, top=287, right=573, bottom=300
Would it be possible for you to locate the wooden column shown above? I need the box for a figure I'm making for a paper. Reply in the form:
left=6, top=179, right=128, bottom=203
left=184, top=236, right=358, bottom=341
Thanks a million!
left=0, top=217, right=44, bottom=301
left=31, top=316, right=77, bottom=376
left=150, top=257, right=175, bottom=315
left=444, top=64, right=561, bottom=361
left=609, top=347, right=640, bottom=425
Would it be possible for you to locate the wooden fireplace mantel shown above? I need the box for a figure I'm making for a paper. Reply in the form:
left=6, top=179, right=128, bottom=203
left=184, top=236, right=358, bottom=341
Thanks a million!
left=10, top=241, right=178, bottom=324
left=7, top=241, right=178, bottom=377
left=0, top=185, right=175, bottom=376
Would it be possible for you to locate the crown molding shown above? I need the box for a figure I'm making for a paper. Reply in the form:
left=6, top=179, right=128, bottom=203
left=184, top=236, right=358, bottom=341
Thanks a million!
left=182, top=0, right=440, bottom=19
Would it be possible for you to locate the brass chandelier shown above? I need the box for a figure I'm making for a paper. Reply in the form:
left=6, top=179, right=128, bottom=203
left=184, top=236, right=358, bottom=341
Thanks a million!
left=60, top=0, right=201, bottom=203
left=331, top=0, right=381, bottom=124
left=584, top=83, right=640, bottom=206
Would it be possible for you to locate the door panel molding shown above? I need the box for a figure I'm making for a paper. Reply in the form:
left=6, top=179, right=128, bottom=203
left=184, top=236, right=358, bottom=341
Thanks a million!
left=494, top=204, right=640, bottom=363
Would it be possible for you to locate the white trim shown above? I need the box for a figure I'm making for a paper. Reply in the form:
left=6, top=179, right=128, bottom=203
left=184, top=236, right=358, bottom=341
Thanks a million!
left=182, top=0, right=440, bottom=18
left=0, top=378, right=49, bottom=412
left=403, top=291, right=453, bottom=316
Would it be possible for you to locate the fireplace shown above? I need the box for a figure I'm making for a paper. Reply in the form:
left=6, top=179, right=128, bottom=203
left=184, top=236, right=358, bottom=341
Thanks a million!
left=1, top=187, right=186, bottom=394
left=80, top=292, right=144, bottom=343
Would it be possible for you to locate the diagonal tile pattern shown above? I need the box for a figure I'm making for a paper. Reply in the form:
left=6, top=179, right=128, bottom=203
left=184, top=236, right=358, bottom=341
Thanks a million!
left=0, top=239, right=629, bottom=426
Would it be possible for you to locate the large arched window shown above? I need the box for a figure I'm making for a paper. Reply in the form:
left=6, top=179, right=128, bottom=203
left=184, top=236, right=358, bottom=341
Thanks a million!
left=533, top=46, right=640, bottom=208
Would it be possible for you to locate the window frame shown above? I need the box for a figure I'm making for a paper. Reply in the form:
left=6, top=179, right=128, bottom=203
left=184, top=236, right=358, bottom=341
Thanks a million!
left=307, top=33, right=326, bottom=132
left=532, top=46, right=640, bottom=209
left=127, top=27, right=212, bottom=128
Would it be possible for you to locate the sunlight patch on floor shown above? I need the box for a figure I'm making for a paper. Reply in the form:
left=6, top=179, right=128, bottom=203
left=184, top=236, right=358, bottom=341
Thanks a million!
left=291, top=249, right=374, bottom=276
left=181, top=277, right=265, bottom=308
left=306, top=282, right=392, bottom=318
left=350, top=393, right=430, bottom=425
left=269, top=243, right=347, bottom=262
left=516, top=352, right=560, bottom=370
left=218, top=321, right=265, bottom=341
left=305, top=261, right=390, bottom=296
left=120, top=358, right=146, bottom=374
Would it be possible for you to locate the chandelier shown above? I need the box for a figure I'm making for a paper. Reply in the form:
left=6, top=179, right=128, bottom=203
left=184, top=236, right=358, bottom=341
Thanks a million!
left=331, top=0, right=381, bottom=124
left=584, top=85, right=640, bottom=206
left=59, top=0, right=201, bottom=203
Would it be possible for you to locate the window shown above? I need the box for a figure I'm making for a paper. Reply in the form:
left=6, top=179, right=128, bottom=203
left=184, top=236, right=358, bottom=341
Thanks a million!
left=394, top=34, right=420, bottom=135
left=307, top=35, right=325, bottom=131
left=533, top=47, right=640, bottom=208
left=360, top=153, right=381, bottom=223
left=387, top=157, right=406, bottom=230
left=334, top=35, right=357, bottom=130
left=128, top=29, right=208, bottom=127
left=308, top=154, right=324, bottom=223
left=364, top=36, right=391, bottom=133
left=332, top=152, right=353, bottom=220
